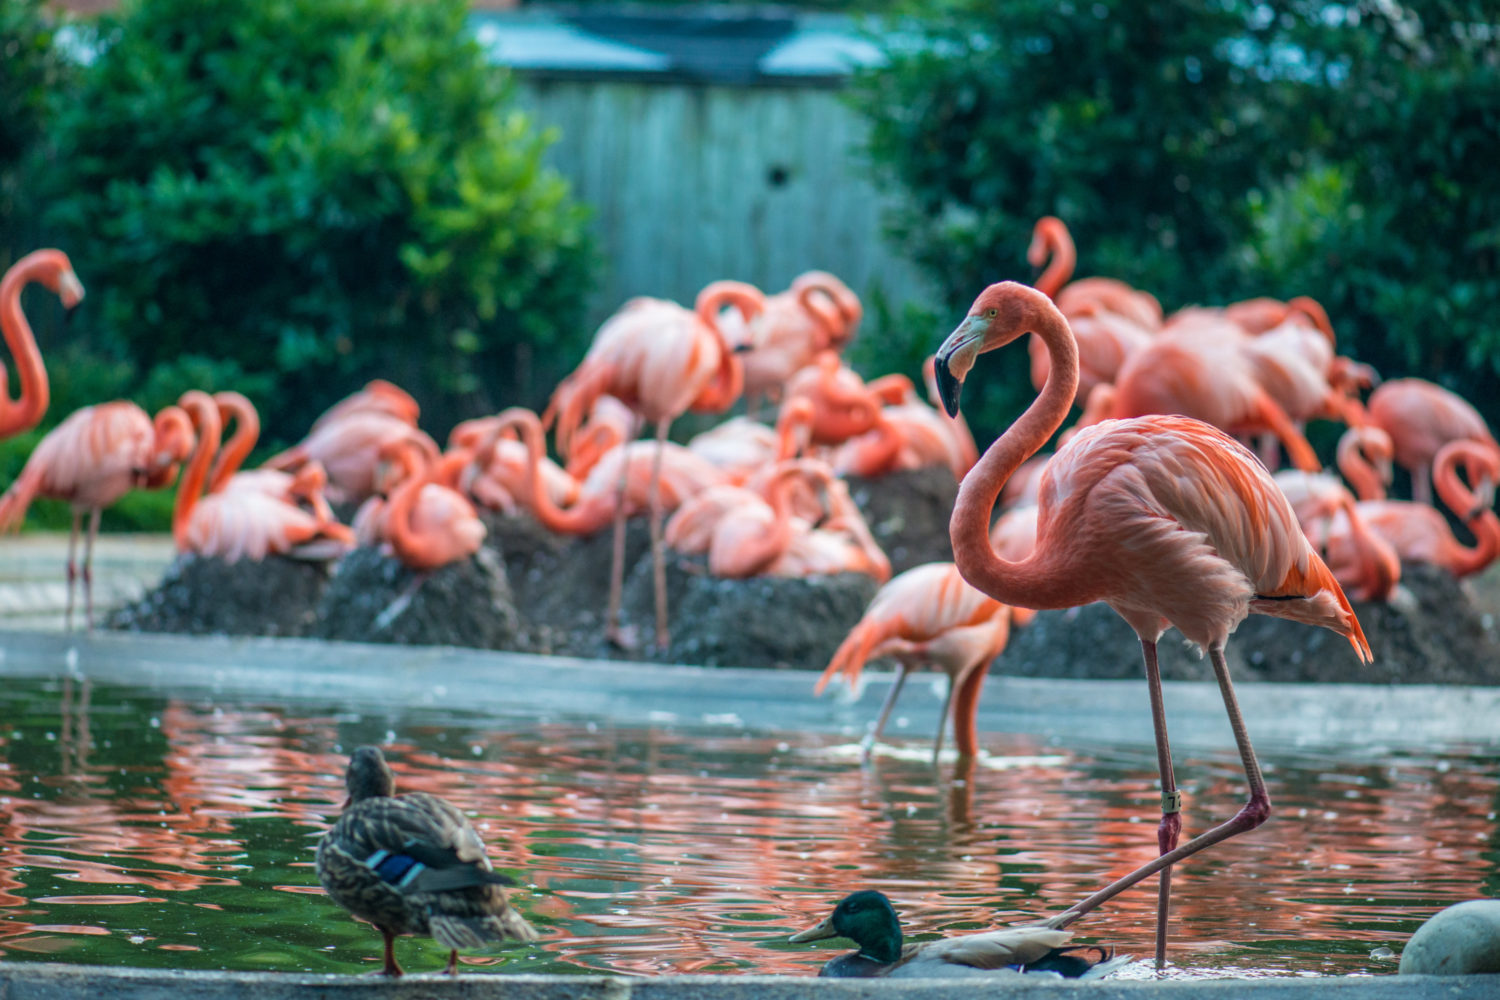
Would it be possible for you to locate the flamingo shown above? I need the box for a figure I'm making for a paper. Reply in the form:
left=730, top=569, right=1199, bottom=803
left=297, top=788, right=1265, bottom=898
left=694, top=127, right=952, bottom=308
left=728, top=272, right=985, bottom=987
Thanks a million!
left=2, top=249, right=85, bottom=439
left=664, top=460, right=825, bottom=578
left=1082, top=322, right=1324, bottom=472
left=1365, top=378, right=1499, bottom=506
left=172, top=391, right=354, bottom=563
left=546, top=280, right=766, bottom=648
left=309, top=379, right=421, bottom=433
left=369, top=439, right=487, bottom=572
left=782, top=352, right=913, bottom=447
left=1333, top=440, right=1500, bottom=579
left=1273, top=470, right=1400, bottom=602
left=1335, top=425, right=1395, bottom=502
left=265, top=408, right=440, bottom=505
left=764, top=474, right=891, bottom=583
left=815, top=562, right=1013, bottom=763
left=447, top=416, right=579, bottom=516
left=729, top=270, right=863, bottom=411
left=932, top=281, right=1370, bottom=967
left=0, top=398, right=193, bottom=628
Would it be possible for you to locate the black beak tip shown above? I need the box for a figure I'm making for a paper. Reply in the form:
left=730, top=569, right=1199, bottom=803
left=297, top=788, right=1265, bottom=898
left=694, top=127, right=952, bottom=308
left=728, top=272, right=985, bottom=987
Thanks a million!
left=732, top=343, right=753, bottom=354
left=934, top=356, right=963, bottom=417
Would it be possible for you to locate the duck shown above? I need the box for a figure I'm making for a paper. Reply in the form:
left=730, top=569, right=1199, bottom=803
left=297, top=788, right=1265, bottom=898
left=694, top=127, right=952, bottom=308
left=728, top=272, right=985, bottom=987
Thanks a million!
left=788, top=890, right=1130, bottom=979
left=316, top=746, right=538, bottom=976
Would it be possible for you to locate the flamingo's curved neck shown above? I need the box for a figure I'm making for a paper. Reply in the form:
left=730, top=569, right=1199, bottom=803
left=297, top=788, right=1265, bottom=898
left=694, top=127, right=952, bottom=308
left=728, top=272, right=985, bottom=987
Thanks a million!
left=775, top=399, right=814, bottom=460
left=0, top=253, right=54, bottom=434
left=383, top=444, right=435, bottom=566
left=732, top=465, right=805, bottom=574
left=500, top=407, right=596, bottom=533
left=950, top=290, right=1082, bottom=610
left=206, top=393, right=260, bottom=494
left=1433, top=444, right=1500, bottom=576
left=1336, top=431, right=1387, bottom=502
left=1031, top=219, right=1077, bottom=299
left=693, top=287, right=758, bottom=412
left=1341, top=498, right=1398, bottom=601
left=173, top=393, right=223, bottom=548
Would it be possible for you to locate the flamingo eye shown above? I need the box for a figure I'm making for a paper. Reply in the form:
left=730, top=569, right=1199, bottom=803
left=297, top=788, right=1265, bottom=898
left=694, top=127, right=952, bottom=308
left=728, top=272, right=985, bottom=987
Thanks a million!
left=985, top=307, right=998, bottom=318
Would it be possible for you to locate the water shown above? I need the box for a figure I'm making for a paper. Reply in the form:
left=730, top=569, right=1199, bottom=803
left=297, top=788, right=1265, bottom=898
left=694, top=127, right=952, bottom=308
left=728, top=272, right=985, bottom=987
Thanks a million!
left=0, top=674, right=1495, bottom=979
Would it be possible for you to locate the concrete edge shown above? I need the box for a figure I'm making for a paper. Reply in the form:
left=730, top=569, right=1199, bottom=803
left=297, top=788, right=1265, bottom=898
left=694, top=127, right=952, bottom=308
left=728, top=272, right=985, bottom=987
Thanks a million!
left=2, top=629, right=1498, bottom=750
left=1, top=963, right=1495, bottom=998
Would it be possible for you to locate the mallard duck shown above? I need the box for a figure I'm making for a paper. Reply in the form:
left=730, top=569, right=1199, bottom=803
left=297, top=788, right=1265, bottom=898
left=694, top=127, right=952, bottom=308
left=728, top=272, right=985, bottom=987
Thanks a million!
left=788, top=890, right=1130, bottom=979
left=317, top=745, right=538, bottom=976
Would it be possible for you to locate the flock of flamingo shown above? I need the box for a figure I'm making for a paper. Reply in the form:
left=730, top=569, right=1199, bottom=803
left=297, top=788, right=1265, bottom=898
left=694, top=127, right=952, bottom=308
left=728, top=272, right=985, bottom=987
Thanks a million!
left=3, top=216, right=1499, bottom=966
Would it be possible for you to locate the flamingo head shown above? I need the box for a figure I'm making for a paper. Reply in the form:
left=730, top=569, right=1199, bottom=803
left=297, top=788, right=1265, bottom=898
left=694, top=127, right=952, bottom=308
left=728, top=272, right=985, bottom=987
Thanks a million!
left=935, top=281, right=1040, bottom=416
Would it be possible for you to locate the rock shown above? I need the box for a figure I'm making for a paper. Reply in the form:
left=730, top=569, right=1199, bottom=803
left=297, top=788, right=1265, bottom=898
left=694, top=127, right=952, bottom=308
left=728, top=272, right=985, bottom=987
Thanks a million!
left=617, top=548, right=880, bottom=669
left=845, top=465, right=959, bottom=576
left=310, top=546, right=519, bottom=649
left=106, top=553, right=333, bottom=637
left=1399, top=899, right=1500, bottom=975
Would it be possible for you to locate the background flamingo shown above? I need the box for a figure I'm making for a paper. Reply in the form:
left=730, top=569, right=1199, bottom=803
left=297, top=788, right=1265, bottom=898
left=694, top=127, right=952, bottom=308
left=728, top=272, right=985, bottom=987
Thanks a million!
left=933, top=280, right=1369, bottom=966
left=730, top=270, right=862, bottom=412
left=1366, top=378, right=1499, bottom=505
left=172, top=391, right=353, bottom=564
left=2, top=249, right=84, bottom=439
left=265, top=403, right=439, bottom=505
left=546, top=280, right=765, bottom=648
left=814, top=561, right=1013, bottom=763
left=0, top=400, right=193, bottom=627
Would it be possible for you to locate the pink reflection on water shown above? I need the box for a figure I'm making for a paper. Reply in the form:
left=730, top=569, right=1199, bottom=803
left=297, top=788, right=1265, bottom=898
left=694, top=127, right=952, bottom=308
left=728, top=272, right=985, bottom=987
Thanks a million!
left=0, top=682, right=1496, bottom=977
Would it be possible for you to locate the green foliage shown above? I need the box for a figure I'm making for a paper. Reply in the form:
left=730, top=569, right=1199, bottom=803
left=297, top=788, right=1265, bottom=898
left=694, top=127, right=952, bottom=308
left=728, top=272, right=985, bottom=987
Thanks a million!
left=0, top=0, right=72, bottom=258
left=851, top=0, right=1500, bottom=435
left=42, top=0, right=594, bottom=443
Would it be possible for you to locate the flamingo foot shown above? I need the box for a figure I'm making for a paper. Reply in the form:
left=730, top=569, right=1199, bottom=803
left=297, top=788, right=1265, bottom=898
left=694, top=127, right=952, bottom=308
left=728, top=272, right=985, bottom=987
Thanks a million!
left=606, top=622, right=641, bottom=652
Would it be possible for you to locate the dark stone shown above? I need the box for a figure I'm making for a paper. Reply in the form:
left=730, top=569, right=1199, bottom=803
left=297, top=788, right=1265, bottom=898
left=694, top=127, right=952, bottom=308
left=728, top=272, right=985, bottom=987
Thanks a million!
left=309, top=546, right=519, bottom=649
left=105, top=553, right=332, bottom=638
left=845, top=465, right=958, bottom=576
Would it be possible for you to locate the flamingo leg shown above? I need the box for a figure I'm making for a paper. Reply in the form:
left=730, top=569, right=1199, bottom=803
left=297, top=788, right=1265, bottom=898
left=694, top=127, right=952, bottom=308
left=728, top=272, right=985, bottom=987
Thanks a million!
left=648, top=418, right=671, bottom=651
left=64, top=508, right=82, bottom=632
left=378, top=927, right=403, bottom=977
left=947, top=657, right=991, bottom=762
left=860, top=663, right=910, bottom=762
left=931, top=667, right=957, bottom=765
left=1413, top=463, right=1433, bottom=506
left=83, top=506, right=102, bottom=630
left=1141, top=638, right=1182, bottom=969
left=604, top=421, right=636, bottom=648
left=1047, top=641, right=1269, bottom=934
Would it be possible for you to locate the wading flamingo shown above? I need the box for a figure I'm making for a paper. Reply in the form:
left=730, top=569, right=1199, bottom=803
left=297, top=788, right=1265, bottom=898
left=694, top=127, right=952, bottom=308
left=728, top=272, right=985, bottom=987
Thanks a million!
left=933, top=281, right=1370, bottom=966
left=815, top=562, right=1013, bottom=763
left=546, top=281, right=766, bottom=648
left=2, top=249, right=85, bottom=438
left=0, top=400, right=193, bottom=628
left=1365, top=378, right=1499, bottom=506
left=173, top=391, right=353, bottom=563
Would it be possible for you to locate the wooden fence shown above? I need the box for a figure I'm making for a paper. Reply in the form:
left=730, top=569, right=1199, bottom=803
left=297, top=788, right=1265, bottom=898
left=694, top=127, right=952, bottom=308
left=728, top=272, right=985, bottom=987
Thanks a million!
left=515, top=77, right=931, bottom=324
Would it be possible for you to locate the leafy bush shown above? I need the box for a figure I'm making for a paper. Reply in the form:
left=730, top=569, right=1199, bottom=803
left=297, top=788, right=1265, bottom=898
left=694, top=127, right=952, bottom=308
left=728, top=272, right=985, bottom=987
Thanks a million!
left=1, top=0, right=72, bottom=260
left=850, top=0, right=1500, bottom=436
left=42, top=0, right=594, bottom=443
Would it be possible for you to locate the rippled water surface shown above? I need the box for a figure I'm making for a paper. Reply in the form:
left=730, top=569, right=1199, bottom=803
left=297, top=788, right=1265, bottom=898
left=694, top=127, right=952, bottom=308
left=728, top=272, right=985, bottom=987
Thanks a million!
left=0, top=673, right=1496, bottom=979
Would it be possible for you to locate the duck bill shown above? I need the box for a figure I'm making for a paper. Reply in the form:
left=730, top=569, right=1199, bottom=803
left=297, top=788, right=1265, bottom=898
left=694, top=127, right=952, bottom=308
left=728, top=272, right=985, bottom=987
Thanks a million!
left=788, top=915, right=840, bottom=943
left=934, top=315, right=985, bottom=417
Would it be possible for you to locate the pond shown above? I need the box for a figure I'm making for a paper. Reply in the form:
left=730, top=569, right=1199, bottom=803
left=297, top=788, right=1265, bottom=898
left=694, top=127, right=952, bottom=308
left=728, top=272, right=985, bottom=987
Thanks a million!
left=0, top=667, right=1496, bottom=981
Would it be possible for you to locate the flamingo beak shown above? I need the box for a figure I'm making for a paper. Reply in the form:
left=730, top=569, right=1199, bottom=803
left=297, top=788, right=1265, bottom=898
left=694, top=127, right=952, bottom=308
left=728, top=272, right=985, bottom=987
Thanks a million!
left=788, top=915, right=839, bottom=944
left=934, top=315, right=985, bottom=417
left=732, top=342, right=754, bottom=354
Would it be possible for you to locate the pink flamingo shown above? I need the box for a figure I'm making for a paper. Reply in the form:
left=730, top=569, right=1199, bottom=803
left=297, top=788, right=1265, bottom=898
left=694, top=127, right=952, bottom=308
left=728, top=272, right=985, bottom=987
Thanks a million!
left=1366, top=378, right=1499, bottom=505
left=729, top=270, right=863, bottom=411
left=448, top=416, right=580, bottom=516
left=309, top=379, right=420, bottom=434
left=782, top=351, right=913, bottom=447
left=265, top=407, right=439, bottom=505
left=815, top=561, right=1013, bottom=763
left=1028, top=216, right=1164, bottom=330
left=664, top=460, right=826, bottom=578
left=1, top=399, right=193, bottom=628
left=763, top=475, right=891, bottom=583
left=1335, top=425, right=1395, bottom=502
left=173, top=391, right=354, bottom=564
left=1336, top=440, right=1500, bottom=579
left=374, top=440, right=487, bottom=572
left=1082, top=322, right=1324, bottom=472
left=1273, top=469, right=1400, bottom=602
left=2, top=249, right=85, bottom=439
left=933, top=281, right=1370, bottom=966
left=546, top=281, right=766, bottom=648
